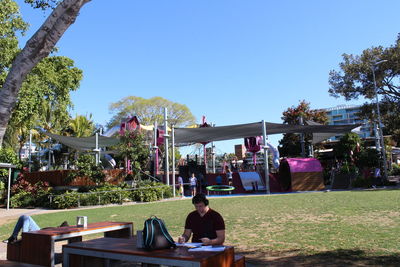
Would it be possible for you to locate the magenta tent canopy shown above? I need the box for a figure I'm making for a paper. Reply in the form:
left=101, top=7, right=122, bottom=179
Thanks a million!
left=174, top=121, right=360, bottom=145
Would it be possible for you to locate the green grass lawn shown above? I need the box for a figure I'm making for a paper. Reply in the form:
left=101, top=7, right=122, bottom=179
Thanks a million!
left=2, top=190, right=400, bottom=265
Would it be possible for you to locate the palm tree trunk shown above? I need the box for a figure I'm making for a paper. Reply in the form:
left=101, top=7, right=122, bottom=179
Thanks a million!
left=0, top=0, right=91, bottom=147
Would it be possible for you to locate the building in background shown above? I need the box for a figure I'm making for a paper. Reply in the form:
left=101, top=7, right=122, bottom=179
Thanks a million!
left=320, top=105, right=374, bottom=141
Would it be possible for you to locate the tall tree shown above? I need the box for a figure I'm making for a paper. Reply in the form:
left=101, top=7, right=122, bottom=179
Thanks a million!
left=278, top=100, right=328, bottom=157
left=4, top=56, right=83, bottom=148
left=108, top=96, right=196, bottom=128
left=329, top=35, right=400, bottom=102
left=0, top=0, right=90, bottom=147
left=329, top=34, right=400, bottom=143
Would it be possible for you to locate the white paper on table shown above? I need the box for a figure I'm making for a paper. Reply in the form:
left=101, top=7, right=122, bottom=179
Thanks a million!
left=188, top=246, right=226, bottom=252
left=175, top=242, right=203, bottom=248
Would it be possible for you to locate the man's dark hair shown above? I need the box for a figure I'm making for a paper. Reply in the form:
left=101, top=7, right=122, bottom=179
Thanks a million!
left=192, top=193, right=209, bottom=206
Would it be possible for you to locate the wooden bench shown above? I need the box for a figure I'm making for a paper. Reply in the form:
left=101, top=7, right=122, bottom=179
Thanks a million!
left=234, top=254, right=246, bottom=267
left=8, top=221, right=133, bottom=267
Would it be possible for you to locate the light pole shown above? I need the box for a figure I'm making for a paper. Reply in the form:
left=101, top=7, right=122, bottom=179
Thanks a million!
left=371, top=59, right=388, bottom=181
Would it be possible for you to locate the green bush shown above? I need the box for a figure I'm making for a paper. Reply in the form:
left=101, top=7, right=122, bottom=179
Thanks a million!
left=51, top=191, right=79, bottom=209
left=10, top=191, right=36, bottom=208
left=90, top=183, right=131, bottom=205
left=131, top=180, right=172, bottom=202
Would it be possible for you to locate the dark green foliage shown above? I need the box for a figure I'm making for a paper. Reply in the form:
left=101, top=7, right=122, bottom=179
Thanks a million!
left=352, top=176, right=373, bottom=188
left=356, top=148, right=380, bottom=168
left=390, top=164, right=400, bottom=176
left=24, top=0, right=58, bottom=10
left=333, top=132, right=362, bottom=160
left=279, top=100, right=328, bottom=157
left=66, top=154, right=105, bottom=185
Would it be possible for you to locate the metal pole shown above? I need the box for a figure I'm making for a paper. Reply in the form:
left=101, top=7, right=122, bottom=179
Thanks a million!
left=299, top=116, right=305, bottom=158
left=28, top=130, right=32, bottom=172
left=153, top=122, right=158, bottom=175
left=164, top=108, right=169, bottom=186
left=372, top=63, right=388, bottom=181
left=95, top=133, right=99, bottom=165
left=7, top=167, right=11, bottom=210
left=172, top=125, right=176, bottom=197
left=261, top=120, right=270, bottom=194
left=211, top=142, right=216, bottom=173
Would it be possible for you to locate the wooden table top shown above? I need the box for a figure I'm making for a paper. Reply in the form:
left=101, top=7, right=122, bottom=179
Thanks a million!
left=63, top=237, right=233, bottom=262
left=25, top=221, right=133, bottom=236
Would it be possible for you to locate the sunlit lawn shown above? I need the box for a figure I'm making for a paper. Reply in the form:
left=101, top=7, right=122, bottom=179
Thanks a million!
left=1, top=190, right=399, bottom=265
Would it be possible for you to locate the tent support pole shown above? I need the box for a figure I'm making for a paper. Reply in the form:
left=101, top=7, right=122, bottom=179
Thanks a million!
left=164, top=108, right=169, bottom=186
left=262, top=120, right=270, bottom=194
left=172, top=125, right=176, bottom=197
left=7, top=167, right=11, bottom=210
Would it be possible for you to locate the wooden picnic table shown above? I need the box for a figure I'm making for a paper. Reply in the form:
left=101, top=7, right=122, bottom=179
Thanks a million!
left=62, top=237, right=243, bottom=267
left=15, top=221, right=133, bottom=267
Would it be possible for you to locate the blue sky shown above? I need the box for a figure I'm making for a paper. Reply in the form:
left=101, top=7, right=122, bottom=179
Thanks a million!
left=16, top=0, right=400, bottom=154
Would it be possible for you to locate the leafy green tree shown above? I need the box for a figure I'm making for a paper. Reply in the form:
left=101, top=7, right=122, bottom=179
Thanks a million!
left=0, top=1, right=83, bottom=150
left=278, top=100, right=328, bottom=157
left=329, top=34, right=400, bottom=143
left=333, top=132, right=362, bottom=161
left=329, top=35, right=400, bottom=102
left=108, top=96, right=196, bottom=128
left=4, top=56, right=83, bottom=148
left=0, top=0, right=89, bottom=146
left=117, top=130, right=150, bottom=175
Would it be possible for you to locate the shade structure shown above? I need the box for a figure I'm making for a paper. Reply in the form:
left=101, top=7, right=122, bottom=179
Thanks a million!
left=174, top=121, right=360, bottom=145
left=40, top=131, right=119, bottom=151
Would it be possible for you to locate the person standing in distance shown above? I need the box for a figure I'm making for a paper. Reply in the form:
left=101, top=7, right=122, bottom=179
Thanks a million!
left=178, top=194, right=225, bottom=245
left=189, top=173, right=197, bottom=196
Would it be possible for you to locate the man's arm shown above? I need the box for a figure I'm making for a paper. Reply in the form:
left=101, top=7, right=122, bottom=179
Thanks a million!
left=178, top=229, right=192, bottom=243
left=200, top=230, right=225, bottom=245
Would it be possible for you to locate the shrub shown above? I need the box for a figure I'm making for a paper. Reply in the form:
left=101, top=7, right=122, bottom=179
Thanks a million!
left=10, top=191, right=36, bottom=208
left=8, top=178, right=51, bottom=208
left=90, top=183, right=131, bottom=205
left=51, top=191, right=79, bottom=209
left=131, top=180, right=172, bottom=202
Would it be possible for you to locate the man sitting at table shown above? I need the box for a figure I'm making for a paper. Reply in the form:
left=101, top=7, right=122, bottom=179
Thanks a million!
left=3, top=215, right=69, bottom=244
left=178, top=193, right=225, bottom=245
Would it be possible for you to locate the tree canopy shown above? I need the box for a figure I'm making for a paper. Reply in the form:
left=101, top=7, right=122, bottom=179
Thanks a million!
left=0, top=0, right=89, bottom=147
left=278, top=100, right=328, bottom=157
left=0, top=0, right=83, bottom=150
left=329, top=34, right=400, bottom=102
left=329, top=34, right=400, bottom=144
left=108, top=96, right=196, bottom=128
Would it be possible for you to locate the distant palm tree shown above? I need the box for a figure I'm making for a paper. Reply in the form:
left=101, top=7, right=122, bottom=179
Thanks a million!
left=68, top=114, right=95, bottom=137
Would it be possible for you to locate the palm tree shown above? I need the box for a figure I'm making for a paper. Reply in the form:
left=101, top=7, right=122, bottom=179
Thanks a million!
left=68, top=114, right=95, bottom=137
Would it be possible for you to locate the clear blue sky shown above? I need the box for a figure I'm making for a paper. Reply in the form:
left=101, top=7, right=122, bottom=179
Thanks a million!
left=16, top=0, right=400, bottom=154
